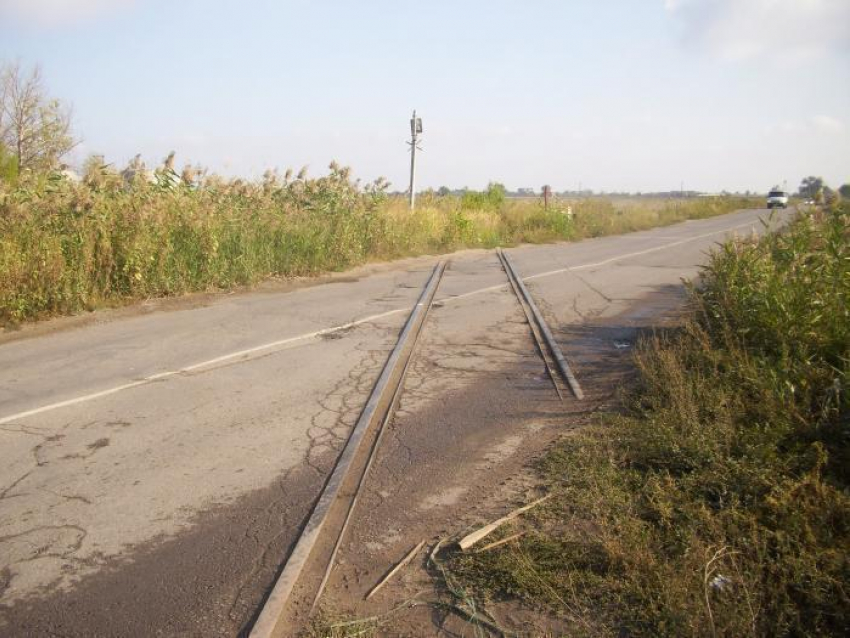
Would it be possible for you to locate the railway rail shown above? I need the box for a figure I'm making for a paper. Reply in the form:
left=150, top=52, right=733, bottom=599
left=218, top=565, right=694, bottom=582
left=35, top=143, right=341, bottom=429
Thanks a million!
left=249, top=250, right=582, bottom=637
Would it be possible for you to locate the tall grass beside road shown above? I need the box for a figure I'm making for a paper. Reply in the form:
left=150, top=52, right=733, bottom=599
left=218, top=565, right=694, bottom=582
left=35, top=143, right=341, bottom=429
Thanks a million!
left=453, top=203, right=849, bottom=636
left=0, top=166, right=755, bottom=324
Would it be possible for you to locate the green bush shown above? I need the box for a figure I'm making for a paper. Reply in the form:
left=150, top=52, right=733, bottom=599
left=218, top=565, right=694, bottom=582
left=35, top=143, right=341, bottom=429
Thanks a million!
left=460, top=182, right=507, bottom=211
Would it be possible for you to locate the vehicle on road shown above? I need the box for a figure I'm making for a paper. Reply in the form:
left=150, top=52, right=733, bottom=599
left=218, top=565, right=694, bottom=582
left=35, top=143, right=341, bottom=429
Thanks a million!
left=767, top=189, right=789, bottom=209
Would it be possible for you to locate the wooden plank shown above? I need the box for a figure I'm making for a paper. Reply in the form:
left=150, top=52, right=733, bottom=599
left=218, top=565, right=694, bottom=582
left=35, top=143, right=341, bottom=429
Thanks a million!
left=458, top=495, right=551, bottom=551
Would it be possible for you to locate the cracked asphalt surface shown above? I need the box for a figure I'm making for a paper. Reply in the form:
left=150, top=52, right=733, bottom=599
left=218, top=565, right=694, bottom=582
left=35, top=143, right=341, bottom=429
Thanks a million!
left=0, top=208, right=789, bottom=636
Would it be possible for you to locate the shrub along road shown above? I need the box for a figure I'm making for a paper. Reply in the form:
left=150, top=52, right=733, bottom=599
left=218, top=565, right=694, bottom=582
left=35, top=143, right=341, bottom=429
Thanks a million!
left=0, top=208, right=789, bottom=636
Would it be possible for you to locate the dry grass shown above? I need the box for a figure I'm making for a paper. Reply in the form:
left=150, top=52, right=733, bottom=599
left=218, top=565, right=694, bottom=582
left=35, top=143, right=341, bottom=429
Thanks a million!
left=304, top=613, right=379, bottom=638
left=0, top=165, right=756, bottom=324
left=451, top=203, right=850, bottom=636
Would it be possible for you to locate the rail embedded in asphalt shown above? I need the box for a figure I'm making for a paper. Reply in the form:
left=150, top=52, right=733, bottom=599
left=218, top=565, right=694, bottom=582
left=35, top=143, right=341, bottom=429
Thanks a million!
left=499, top=248, right=584, bottom=400
left=249, top=261, right=447, bottom=638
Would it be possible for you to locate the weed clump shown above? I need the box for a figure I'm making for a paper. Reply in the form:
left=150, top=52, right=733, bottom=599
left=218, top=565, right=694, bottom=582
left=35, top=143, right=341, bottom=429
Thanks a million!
left=0, top=165, right=755, bottom=324
left=453, top=204, right=850, bottom=636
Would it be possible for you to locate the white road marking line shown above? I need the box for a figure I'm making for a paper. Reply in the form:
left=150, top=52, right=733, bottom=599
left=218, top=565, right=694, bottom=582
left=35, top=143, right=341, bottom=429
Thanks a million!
left=0, top=307, right=407, bottom=426
left=441, top=282, right=509, bottom=303
left=0, top=217, right=761, bottom=426
left=524, top=220, right=759, bottom=281
left=442, top=219, right=760, bottom=303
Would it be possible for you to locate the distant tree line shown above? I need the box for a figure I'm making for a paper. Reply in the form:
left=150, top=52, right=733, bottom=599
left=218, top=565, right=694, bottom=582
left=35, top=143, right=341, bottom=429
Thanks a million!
left=426, top=187, right=756, bottom=199
left=797, top=176, right=849, bottom=204
left=423, top=182, right=850, bottom=202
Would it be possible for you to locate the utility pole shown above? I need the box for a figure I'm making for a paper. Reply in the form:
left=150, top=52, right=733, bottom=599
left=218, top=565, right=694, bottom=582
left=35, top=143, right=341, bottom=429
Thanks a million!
left=408, top=110, right=423, bottom=211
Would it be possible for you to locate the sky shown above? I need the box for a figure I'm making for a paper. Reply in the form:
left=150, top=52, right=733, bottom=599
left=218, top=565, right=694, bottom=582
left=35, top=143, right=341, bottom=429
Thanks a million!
left=1, top=0, right=848, bottom=193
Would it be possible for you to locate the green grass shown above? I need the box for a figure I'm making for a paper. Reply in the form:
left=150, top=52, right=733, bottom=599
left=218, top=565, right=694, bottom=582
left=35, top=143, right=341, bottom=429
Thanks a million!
left=451, top=203, right=850, bottom=637
left=0, top=165, right=756, bottom=324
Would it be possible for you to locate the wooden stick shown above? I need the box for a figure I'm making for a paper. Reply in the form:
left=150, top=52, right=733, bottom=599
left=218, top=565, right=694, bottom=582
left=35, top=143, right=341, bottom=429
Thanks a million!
left=475, top=532, right=525, bottom=554
left=365, top=540, right=426, bottom=600
left=458, top=495, right=551, bottom=551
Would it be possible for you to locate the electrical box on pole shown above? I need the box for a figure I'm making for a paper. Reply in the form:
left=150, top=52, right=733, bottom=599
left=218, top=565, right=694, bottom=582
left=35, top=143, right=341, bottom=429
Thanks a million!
left=408, top=110, right=422, bottom=211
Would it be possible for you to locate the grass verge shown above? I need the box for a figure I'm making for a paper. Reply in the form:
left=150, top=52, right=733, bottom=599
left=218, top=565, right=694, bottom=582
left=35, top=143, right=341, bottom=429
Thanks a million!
left=451, top=203, right=849, bottom=636
left=1, top=166, right=755, bottom=324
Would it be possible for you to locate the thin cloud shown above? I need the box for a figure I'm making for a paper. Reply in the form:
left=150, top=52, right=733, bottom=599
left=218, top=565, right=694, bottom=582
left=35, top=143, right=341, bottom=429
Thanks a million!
left=765, top=115, right=846, bottom=136
left=811, top=115, right=846, bottom=134
left=665, top=0, right=850, bottom=62
left=0, top=0, right=135, bottom=27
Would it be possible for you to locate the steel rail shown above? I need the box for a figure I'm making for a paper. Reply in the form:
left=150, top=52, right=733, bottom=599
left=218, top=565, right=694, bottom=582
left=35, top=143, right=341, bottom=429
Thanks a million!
left=249, top=261, right=448, bottom=638
left=309, top=261, right=447, bottom=612
left=496, top=250, right=564, bottom=401
left=498, top=249, right=584, bottom=400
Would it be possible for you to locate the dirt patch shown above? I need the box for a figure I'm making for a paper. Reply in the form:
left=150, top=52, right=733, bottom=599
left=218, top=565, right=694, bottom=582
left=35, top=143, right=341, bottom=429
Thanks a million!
left=303, top=288, right=688, bottom=637
left=302, top=335, right=644, bottom=635
left=418, top=487, right=468, bottom=512
left=86, top=438, right=110, bottom=450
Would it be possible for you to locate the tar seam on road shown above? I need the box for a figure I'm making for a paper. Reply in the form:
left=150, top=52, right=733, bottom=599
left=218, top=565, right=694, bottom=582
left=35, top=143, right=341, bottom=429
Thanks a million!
left=0, top=217, right=761, bottom=426
left=499, top=248, right=584, bottom=400
left=248, top=261, right=447, bottom=638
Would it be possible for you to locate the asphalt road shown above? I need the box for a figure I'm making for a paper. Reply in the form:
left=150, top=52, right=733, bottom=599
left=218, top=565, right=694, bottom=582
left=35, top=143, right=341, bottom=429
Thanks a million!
left=0, top=207, right=790, bottom=636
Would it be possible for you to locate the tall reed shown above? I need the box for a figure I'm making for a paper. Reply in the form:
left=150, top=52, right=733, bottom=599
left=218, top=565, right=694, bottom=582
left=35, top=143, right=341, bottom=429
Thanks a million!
left=0, top=165, right=756, bottom=323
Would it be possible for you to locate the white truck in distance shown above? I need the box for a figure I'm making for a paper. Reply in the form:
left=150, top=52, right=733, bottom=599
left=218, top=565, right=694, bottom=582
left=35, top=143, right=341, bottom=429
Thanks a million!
left=766, top=189, right=789, bottom=209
